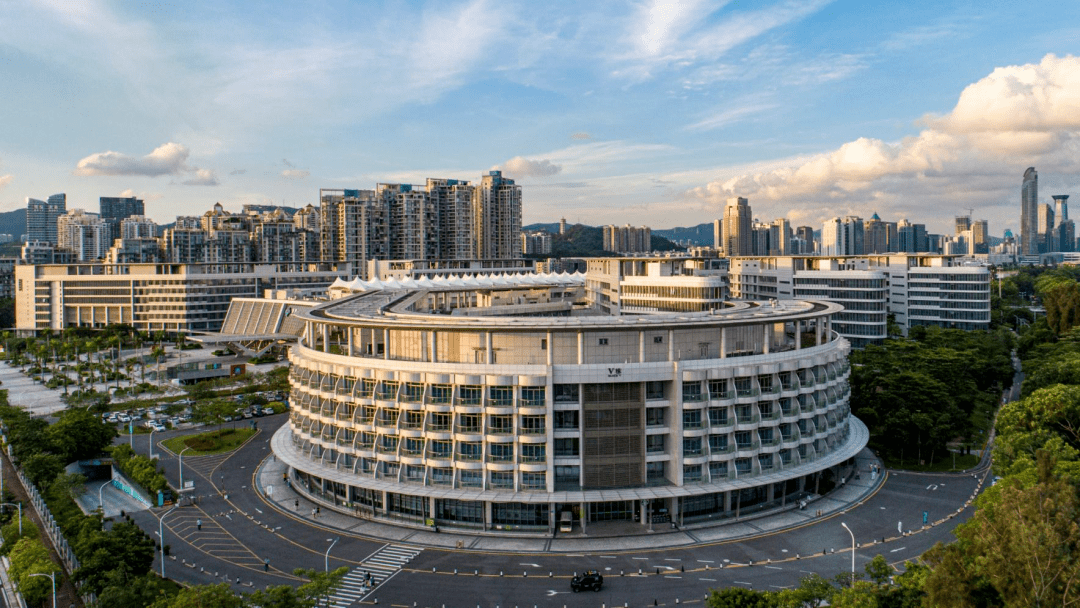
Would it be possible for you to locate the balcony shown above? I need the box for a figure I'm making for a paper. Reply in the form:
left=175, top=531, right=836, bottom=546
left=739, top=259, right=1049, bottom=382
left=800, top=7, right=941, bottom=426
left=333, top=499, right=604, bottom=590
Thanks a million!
left=520, top=398, right=545, bottom=407
left=425, top=423, right=451, bottom=433
left=520, top=454, right=547, bottom=464
left=707, top=417, right=733, bottom=430
left=709, top=390, right=735, bottom=402
left=456, top=426, right=482, bottom=435
left=760, top=410, right=781, bottom=422
left=683, top=393, right=705, bottom=403
left=457, top=397, right=483, bottom=406
left=519, top=427, right=546, bottom=436
left=457, top=452, right=482, bottom=462
left=488, top=454, right=514, bottom=463
left=489, top=398, right=514, bottom=407
left=682, top=447, right=704, bottom=457
left=758, top=436, right=781, bottom=448
left=709, top=444, right=733, bottom=455
left=487, top=427, right=513, bottom=436
left=426, top=451, right=452, bottom=461
left=735, top=388, right=759, bottom=398
left=376, top=444, right=399, bottom=455
left=683, top=420, right=705, bottom=430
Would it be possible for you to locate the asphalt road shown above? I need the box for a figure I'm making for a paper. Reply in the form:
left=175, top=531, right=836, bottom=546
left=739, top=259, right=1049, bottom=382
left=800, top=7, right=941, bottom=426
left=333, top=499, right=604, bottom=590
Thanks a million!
left=119, top=413, right=991, bottom=606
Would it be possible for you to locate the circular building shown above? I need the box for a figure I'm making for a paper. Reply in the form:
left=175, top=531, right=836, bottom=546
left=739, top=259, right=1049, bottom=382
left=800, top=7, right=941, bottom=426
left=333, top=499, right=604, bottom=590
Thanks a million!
left=274, top=274, right=867, bottom=534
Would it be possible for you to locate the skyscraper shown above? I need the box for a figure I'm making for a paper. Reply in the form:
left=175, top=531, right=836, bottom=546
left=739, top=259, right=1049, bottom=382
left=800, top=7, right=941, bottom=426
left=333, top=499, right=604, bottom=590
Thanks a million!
left=795, top=226, right=815, bottom=253
left=972, top=220, right=989, bottom=254
left=100, top=196, right=145, bottom=244
left=473, top=171, right=522, bottom=259
left=26, top=193, right=66, bottom=245
left=1038, top=203, right=1056, bottom=253
left=820, top=216, right=864, bottom=256
left=722, top=197, right=752, bottom=256
left=57, top=209, right=109, bottom=261
left=1053, top=195, right=1069, bottom=227
left=1021, top=168, right=1038, bottom=256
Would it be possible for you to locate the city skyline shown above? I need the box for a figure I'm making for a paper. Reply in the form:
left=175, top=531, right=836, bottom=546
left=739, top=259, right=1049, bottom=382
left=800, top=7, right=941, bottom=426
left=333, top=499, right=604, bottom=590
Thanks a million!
left=1, top=1, right=1079, bottom=235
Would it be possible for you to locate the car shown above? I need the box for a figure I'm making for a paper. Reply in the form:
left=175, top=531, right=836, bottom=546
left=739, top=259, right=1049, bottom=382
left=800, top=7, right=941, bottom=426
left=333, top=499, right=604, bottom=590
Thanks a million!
left=151, top=422, right=166, bottom=432
left=570, top=571, right=603, bottom=592
left=241, top=410, right=253, bottom=419
left=117, top=414, right=131, bottom=423
left=262, top=406, right=276, bottom=416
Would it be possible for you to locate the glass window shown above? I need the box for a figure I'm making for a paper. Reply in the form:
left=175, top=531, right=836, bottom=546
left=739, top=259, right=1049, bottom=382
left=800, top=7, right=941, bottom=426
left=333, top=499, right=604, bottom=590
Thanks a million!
left=521, top=387, right=545, bottom=406
left=488, top=415, right=512, bottom=434
left=554, top=437, right=579, bottom=456
left=554, top=384, right=580, bottom=403
left=683, top=409, right=703, bottom=429
left=429, top=384, right=452, bottom=404
left=683, top=464, right=703, bottom=482
left=646, top=461, right=667, bottom=484
left=520, top=415, right=546, bottom=435
left=683, top=437, right=702, bottom=457
left=489, top=442, right=513, bottom=462
left=521, top=472, right=546, bottom=490
left=489, top=471, right=514, bottom=489
left=459, top=385, right=482, bottom=405
left=646, top=407, right=665, bottom=426
left=521, top=444, right=546, bottom=463
left=646, top=381, right=665, bottom=400
left=490, top=386, right=513, bottom=406
left=646, top=434, right=665, bottom=453
left=554, top=410, right=579, bottom=429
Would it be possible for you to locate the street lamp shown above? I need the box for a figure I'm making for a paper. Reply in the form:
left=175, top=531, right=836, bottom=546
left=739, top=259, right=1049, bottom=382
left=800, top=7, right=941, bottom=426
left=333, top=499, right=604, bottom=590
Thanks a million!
left=98, top=479, right=112, bottom=513
left=28, top=571, right=55, bottom=608
left=325, top=537, right=339, bottom=572
left=178, top=447, right=193, bottom=492
left=0, top=503, right=22, bottom=536
left=158, top=505, right=179, bottom=578
left=840, top=521, right=855, bottom=585
left=149, top=428, right=157, bottom=460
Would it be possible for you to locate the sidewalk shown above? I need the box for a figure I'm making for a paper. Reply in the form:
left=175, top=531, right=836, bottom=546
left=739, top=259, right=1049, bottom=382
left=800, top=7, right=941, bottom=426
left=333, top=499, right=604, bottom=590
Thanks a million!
left=0, top=556, right=26, bottom=608
left=253, top=448, right=885, bottom=553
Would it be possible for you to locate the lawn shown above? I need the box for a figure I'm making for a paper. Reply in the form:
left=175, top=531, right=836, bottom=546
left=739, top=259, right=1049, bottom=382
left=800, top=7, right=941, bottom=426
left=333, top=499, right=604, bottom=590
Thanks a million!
left=161, top=427, right=258, bottom=456
left=881, top=451, right=980, bottom=473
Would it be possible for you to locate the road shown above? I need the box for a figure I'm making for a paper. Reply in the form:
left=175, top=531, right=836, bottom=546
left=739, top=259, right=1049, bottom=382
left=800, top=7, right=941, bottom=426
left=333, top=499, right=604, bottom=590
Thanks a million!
left=122, top=414, right=991, bottom=606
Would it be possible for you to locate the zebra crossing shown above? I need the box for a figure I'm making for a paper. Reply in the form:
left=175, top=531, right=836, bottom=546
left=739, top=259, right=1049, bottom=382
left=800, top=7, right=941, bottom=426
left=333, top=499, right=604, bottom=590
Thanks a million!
left=329, top=544, right=422, bottom=607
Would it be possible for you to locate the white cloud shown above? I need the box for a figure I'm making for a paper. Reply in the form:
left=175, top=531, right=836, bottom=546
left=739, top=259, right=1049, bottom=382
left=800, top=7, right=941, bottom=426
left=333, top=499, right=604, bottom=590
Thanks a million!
left=281, top=169, right=310, bottom=180
left=686, top=100, right=778, bottom=131
left=571, top=132, right=592, bottom=140
left=118, top=188, right=164, bottom=202
left=181, top=169, right=220, bottom=186
left=74, top=142, right=192, bottom=177
left=684, top=54, right=1080, bottom=229
left=0, top=175, right=11, bottom=189
left=498, top=157, right=562, bottom=178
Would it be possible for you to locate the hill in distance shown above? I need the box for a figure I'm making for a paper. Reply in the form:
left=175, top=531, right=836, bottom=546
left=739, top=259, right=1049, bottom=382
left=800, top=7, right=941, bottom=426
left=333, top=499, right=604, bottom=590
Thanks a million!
left=525, top=221, right=714, bottom=249
left=523, top=222, right=685, bottom=257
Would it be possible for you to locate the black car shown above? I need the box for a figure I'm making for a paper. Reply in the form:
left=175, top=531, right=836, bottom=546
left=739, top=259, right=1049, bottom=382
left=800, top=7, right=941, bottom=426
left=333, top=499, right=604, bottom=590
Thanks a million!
left=570, top=570, right=603, bottom=592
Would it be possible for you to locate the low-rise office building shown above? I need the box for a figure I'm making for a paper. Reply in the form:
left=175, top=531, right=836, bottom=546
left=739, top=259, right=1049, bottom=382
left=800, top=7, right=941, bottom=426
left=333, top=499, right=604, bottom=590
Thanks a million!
left=14, top=261, right=356, bottom=333
left=586, top=257, right=729, bottom=315
left=275, top=276, right=864, bottom=534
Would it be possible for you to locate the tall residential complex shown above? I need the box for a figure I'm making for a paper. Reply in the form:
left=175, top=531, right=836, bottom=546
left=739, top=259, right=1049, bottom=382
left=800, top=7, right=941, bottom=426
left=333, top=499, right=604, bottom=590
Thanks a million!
left=99, top=196, right=145, bottom=242
left=26, top=193, right=66, bottom=244
left=722, top=197, right=752, bottom=256
left=56, top=209, right=109, bottom=262
left=474, top=171, right=522, bottom=259
left=972, top=220, right=989, bottom=254
left=820, top=216, right=864, bottom=256
left=897, top=220, right=928, bottom=253
left=1021, top=167, right=1038, bottom=256
left=602, top=225, right=652, bottom=253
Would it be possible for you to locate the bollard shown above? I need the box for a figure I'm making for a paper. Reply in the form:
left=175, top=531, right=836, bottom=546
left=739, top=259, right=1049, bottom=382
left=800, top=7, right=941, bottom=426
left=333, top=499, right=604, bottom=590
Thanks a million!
left=475, top=570, right=479, bottom=576
left=500, top=571, right=504, bottom=576
left=620, top=570, right=624, bottom=576
left=680, top=565, right=684, bottom=573
left=524, top=571, right=527, bottom=577
left=432, top=567, right=436, bottom=573
left=749, top=560, right=753, bottom=566
left=373, top=599, right=378, bottom=605
left=655, top=568, right=659, bottom=575
left=796, top=553, right=799, bottom=559
left=676, top=600, right=680, bottom=605
left=454, top=569, right=457, bottom=575
left=548, top=572, right=552, bottom=577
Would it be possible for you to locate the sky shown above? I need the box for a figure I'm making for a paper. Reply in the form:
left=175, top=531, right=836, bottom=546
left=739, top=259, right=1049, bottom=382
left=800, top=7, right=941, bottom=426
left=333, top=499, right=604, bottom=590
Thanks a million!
left=1, top=0, right=1079, bottom=236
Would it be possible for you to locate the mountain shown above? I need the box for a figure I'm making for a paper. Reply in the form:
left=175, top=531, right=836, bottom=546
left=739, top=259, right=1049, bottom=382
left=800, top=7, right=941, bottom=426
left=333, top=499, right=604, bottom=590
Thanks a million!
left=526, top=222, right=715, bottom=248
left=523, top=223, right=683, bottom=257
left=0, top=209, right=26, bottom=239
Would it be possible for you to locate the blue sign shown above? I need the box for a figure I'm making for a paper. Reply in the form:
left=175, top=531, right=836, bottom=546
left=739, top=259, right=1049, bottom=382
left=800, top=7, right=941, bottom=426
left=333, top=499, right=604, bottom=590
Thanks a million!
left=922, top=510, right=929, bottom=524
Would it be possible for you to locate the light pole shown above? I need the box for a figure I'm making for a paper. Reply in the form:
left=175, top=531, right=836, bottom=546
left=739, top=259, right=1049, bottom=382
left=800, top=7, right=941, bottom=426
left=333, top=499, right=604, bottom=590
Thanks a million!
left=98, top=479, right=112, bottom=513
left=158, top=505, right=179, bottom=578
left=178, top=447, right=192, bottom=492
left=325, top=537, right=339, bottom=572
left=149, top=428, right=157, bottom=460
left=1, top=503, right=22, bottom=536
left=840, top=521, right=855, bottom=585
left=28, top=571, right=55, bottom=608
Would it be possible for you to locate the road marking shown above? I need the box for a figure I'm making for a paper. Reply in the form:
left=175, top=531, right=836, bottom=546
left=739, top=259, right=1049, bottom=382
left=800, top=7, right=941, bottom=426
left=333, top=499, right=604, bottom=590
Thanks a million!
left=664, top=576, right=683, bottom=579
left=800, top=570, right=815, bottom=574
left=734, top=581, right=752, bottom=586
left=599, top=556, right=617, bottom=559
left=697, top=560, right=714, bottom=563
left=699, top=578, right=716, bottom=582
left=519, top=563, right=542, bottom=568
left=765, top=566, right=783, bottom=570
left=664, top=558, right=682, bottom=561
left=889, top=547, right=906, bottom=553
left=632, top=557, right=649, bottom=560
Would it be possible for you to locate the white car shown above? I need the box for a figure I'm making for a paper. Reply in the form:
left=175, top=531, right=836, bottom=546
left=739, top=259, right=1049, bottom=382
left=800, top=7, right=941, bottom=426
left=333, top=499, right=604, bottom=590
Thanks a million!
left=151, top=422, right=166, bottom=432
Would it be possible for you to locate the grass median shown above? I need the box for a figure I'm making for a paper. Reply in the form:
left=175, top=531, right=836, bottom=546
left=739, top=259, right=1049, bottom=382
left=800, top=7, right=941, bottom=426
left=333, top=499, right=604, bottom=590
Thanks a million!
left=160, top=427, right=258, bottom=456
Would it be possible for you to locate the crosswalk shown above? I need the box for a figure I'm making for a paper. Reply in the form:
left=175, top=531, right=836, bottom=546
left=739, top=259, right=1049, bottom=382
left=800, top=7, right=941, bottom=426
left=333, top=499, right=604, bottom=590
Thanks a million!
left=329, top=544, right=422, bottom=607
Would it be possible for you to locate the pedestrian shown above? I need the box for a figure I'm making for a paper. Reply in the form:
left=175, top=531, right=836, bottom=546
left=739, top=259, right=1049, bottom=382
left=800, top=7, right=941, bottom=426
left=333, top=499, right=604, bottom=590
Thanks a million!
left=316, top=506, right=320, bottom=517
left=295, top=499, right=299, bottom=510
left=311, top=507, right=316, bottom=518
left=196, top=518, right=202, bottom=531
left=264, top=558, right=270, bottom=572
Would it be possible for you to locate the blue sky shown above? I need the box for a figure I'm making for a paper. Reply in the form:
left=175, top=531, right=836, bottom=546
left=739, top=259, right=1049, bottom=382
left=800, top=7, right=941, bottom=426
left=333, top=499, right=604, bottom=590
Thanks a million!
left=1, top=0, right=1079, bottom=235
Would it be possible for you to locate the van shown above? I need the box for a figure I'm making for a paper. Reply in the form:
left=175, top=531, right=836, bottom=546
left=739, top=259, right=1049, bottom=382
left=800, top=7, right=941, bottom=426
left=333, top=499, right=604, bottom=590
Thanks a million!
left=559, top=511, right=573, bottom=533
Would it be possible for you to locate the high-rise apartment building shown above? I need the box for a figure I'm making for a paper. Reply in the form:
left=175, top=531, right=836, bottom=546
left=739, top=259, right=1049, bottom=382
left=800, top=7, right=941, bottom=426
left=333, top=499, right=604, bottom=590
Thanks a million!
left=722, top=197, right=752, bottom=256
left=955, top=216, right=971, bottom=235
left=603, top=225, right=652, bottom=253
left=57, top=209, right=109, bottom=262
left=795, top=226, right=815, bottom=253
left=26, top=194, right=66, bottom=245
left=100, top=196, right=145, bottom=243
left=427, top=178, right=475, bottom=259
left=821, top=217, right=864, bottom=256
left=897, top=220, right=928, bottom=253
left=713, top=219, right=722, bottom=250
left=769, top=218, right=792, bottom=255
left=121, top=216, right=157, bottom=240
left=521, top=231, right=552, bottom=255
left=1058, top=220, right=1076, bottom=254
left=473, top=171, right=522, bottom=259
left=1021, top=168, right=1038, bottom=256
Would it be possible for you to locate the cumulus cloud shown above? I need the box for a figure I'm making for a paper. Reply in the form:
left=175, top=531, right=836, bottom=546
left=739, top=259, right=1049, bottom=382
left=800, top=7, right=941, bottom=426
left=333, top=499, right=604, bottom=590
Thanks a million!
left=181, top=169, right=220, bottom=186
left=497, top=156, right=562, bottom=178
left=74, top=142, right=220, bottom=186
left=686, top=54, right=1080, bottom=228
left=571, top=132, right=592, bottom=140
left=0, top=175, right=11, bottom=189
left=281, top=169, right=310, bottom=180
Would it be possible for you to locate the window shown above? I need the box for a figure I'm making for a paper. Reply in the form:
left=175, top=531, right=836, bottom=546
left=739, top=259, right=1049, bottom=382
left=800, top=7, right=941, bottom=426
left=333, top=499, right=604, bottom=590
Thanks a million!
left=554, top=465, right=580, bottom=485
left=554, top=437, right=579, bottom=456
left=708, top=379, right=727, bottom=399
left=401, top=383, right=423, bottom=402
left=734, top=458, right=752, bottom=476
left=458, top=414, right=481, bottom=434
left=490, top=386, right=513, bottom=406
left=683, top=437, right=702, bottom=457
left=554, top=384, right=580, bottom=403
left=709, top=461, right=728, bottom=479
left=735, top=430, right=753, bottom=449
left=598, top=338, right=609, bottom=346
left=646, top=461, right=667, bottom=484
left=428, top=413, right=450, bottom=432
left=646, top=407, right=665, bottom=426
left=521, top=444, right=546, bottom=463
left=682, top=381, right=703, bottom=402
left=708, top=407, right=728, bottom=426
left=540, top=339, right=547, bottom=350
left=708, top=434, right=728, bottom=452
left=403, top=438, right=424, bottom=455
left=458, top=441, right=482, bottom=460
left=488, top=415, right=512, bottom=434
left=521, top=387, right=545, bottom=406
left=554, top=410, right=579, bottom=429
left=683, top=409, right=703, bottom=429
left=683, top=464, right=703, bottom=482
left=429, top=384, right=452, bottom=404
left=653, top=336, right=664, bottom=344
left=646, top=434, right=665, bottom=453
left=489, top=471, right=514, bottom=489
left=646, top=381, right=665, bottom=400
left=459, top=385, right=482, bottom=405
left=428, top=440, right=451, bottom=458
left=459, top=470, right=482, bottom=488
left=489, top=442, right=513, bottom=462
left=520, top=415, right=546, bottom=435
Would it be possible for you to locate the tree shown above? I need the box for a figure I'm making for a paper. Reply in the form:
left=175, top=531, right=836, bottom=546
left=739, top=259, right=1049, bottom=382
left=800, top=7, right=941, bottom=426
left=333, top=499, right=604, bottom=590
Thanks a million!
left=7, top=537, right=61, bottom=608
left=73, top=520, right=156, bottom=595
left=294, top=567, right=349, bottom=606
left=774, top=573, right=834, bottom=608
left=47, top=408, right=118, bottom=462
left=0, top=517, right=39, bottom=557
left=150, top=582, right=244, bottom=608
left=94, top=567, right=171, bottom=608
left=244, top=585, right=315, bottom=608
left=706, top=587, right=777, bottom=608
left=864, top=555, right=892, bottom=587
left=22, top=452, right=63, bottom=488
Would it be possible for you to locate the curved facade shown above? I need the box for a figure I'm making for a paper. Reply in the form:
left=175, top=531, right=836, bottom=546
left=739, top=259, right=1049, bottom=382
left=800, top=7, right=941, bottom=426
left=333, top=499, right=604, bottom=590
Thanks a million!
left=275, top=284, right=866, bottom=534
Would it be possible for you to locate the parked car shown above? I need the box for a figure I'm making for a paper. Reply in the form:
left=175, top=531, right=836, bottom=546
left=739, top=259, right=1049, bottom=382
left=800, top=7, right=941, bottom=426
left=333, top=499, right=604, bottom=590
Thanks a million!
left=151, top=422, right=166, bottom=432
left=117, top=413, right=131, bottom=423
left=241, top=410, right=253, bottom=419
left=570, top=571, right=603, bottom=592
left=262, top=406, right=276, bottom=416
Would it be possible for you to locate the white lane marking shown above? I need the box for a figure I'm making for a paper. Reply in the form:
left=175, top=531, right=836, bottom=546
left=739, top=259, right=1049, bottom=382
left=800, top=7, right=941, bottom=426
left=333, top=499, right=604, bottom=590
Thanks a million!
left=765, top=566, right=783, bottom=570
left=664, top=558, right=682, bottom=562
left=734, top=581, right=752, bottom=586
left=889, top=547, right=907, bottom=553
left=697, top=560, right=714, bottom=563
left=699, top=578, right=717, bottom=582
